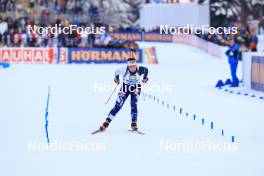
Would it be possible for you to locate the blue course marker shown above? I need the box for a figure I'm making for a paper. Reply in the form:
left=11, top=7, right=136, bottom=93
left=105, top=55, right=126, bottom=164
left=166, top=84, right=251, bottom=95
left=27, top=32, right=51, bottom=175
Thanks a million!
left=221, top=129, right=224, bottom=136
left=45, top=87, right=51, bottom=144
left=231, top=136, right=235, bottom=143
left=0, top=62, right=10, bottom=68
left=145, top=93, right=236, bottom=143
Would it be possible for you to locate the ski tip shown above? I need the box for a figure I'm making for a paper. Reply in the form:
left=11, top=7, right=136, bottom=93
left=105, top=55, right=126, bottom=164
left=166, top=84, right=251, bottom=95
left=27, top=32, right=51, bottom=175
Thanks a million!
left=91, top=129, right=102, bottom=135
left=128, top=130, right=145, bottom=135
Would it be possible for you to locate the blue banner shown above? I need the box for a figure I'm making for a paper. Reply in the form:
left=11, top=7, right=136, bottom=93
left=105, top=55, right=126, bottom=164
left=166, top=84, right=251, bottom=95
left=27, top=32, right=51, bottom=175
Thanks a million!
left=68, top=48, right=143, bottom=64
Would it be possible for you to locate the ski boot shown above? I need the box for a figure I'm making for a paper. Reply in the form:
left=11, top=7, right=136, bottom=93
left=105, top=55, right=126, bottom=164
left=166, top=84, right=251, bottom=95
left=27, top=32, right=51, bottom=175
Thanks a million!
left=131, top=122, right=138, bottom=131
left=100, top=118, right=112, bottom=131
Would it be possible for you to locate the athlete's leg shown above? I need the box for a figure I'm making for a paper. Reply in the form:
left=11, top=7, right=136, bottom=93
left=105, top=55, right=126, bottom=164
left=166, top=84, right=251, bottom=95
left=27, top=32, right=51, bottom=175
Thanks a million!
left=130, top=89, right=140, bottom=130
left=100, top=91, right=129, bottom=131
left=108, top=91, right=129, bottom=119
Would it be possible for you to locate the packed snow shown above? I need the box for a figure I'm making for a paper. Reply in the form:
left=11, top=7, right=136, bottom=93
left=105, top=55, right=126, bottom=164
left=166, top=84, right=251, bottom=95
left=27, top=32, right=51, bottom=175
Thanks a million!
left=0, top=42, right=263, bottom=176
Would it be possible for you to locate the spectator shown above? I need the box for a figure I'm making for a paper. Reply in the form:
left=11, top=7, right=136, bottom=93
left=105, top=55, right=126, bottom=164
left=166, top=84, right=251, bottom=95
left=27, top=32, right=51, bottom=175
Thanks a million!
left=249, top=33, right=258, bottom=52
left=225, top=37, right=240, bottom=87
left=29, top=0, right=35, bottom=9
left=260, top=17, right=264, bottom=35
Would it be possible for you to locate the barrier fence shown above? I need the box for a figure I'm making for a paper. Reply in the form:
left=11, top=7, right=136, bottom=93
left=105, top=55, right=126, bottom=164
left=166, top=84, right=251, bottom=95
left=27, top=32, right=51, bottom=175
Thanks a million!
left=243, top=52, right=264, bottom=92
left=0, top=47, right=158, bottom=64
left=108, top=32, right=226, bottom=59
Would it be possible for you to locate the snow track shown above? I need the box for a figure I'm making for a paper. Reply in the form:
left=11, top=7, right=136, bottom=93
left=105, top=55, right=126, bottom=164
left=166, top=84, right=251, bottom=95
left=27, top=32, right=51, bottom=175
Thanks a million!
left=0, top=42, right=263, bottom=176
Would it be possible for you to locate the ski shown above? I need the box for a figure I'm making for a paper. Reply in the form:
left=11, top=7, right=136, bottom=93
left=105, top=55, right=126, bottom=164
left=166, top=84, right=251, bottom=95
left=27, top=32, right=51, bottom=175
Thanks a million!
left=128, top=129, right=145, bottom=135
left=91, top=129, right=103, bottom=135
left=92, top=129, right=145, bottom=135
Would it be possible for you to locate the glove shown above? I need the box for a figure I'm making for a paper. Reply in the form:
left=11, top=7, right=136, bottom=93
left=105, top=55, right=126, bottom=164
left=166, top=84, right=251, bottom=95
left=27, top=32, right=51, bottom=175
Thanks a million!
left=114, top=78, right=120, bottom=85
left=142, top=78, right=148, bottom=84
left=134, top=90, right=140, bottom=96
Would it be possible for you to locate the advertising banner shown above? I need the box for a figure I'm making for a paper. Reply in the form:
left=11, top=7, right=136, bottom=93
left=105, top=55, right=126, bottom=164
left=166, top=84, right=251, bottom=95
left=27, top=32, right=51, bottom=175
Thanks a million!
left=143, top=33, right=173, bottom=42
left=251, top=56, right=264, bottom=91
left=109, top=32, right=143, bottom=41
left=108, top=32, right=173, bottom=42
left=0, top=48, right=54, bottom=64
left=143, top=47, right=158, bottom=64
left=68, top=48, right=143, bottom=64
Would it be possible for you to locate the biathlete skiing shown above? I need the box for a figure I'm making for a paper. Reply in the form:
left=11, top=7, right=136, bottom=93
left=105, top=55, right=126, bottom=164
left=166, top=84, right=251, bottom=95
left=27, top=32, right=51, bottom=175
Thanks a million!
left=92, top=49, right=149, bottom=135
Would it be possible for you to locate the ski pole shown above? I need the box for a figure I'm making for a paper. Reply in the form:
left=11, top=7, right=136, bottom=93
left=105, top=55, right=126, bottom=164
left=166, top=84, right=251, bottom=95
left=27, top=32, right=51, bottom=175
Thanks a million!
left=141, top=81, right=146, bottom=101
left=105, top=84, right=119, bottom=105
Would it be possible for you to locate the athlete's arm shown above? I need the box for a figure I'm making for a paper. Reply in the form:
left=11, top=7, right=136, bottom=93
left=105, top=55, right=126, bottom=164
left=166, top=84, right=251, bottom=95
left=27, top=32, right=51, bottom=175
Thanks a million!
left=114, top=67, right=127, bottom=84
left=139, top=66, right=149, bottom=83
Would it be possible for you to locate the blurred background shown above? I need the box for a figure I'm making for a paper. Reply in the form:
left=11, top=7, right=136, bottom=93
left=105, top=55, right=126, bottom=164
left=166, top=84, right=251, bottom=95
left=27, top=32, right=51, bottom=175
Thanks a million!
left=0, top=0, right=263, bottom=50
